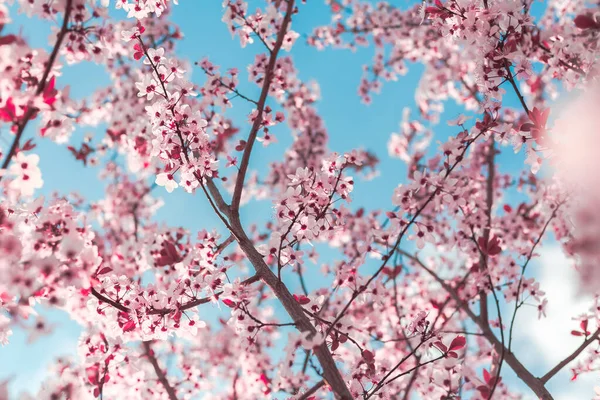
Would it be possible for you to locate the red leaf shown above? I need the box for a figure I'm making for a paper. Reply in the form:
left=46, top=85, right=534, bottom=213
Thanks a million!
left=293, top=294, right=311, bottom=305
left=0, top=34, right=17, bottom=46
left=477, top=236, right=487, bottom=251
left=580, top=319, right=589, bottom=333
left=362, top=349, right=375, bottom=363
left=156, top=240, right=183, bottom=267
left=222, top=299, right=236, bottom=308
left=520, top=122, right=534, bottom=132
left=434, top=341, right=447, bottom=353
left=331, top=338, right=339, bottom=351
left=0, top=98, right=16, bottom=122
left=42, top=76, right=58, bottom=106
left=86, top=365, right=99, bottom=385
left=96, top=267, right=113, bottom=275
left=503, top=204, right=512, bottom=213
left=449, top=335, right=466, bottom=351
left=172, top=309, right=182, bottom=324
left=123, top=320, right=136, bottom=332
left=574, top=14, right=599, bottom=29
left=258, top=373, right=269, bottom=386
left=483, top=368, right=491, bottom=384
left=235, top=140, right=247, bottom=151
left=571, top=330, right=584, bottom=336
left=488, top=236, right=502, bottom=256
left=477, top=385, right=490, bottom=398
left=133, top=43, right=144, bottom=60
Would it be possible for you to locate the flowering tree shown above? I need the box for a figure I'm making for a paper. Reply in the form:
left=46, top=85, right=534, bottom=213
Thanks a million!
left=0, top=0, right=599, bottom=399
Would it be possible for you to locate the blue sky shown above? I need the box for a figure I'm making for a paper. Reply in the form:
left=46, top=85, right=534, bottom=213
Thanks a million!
left=0, top=1, right=595, bottom=399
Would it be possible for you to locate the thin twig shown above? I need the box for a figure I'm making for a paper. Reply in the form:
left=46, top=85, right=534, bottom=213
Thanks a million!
left=297, top=380, right=325, bottom=400
left=0, top=0, right=73, bottom=174
left=325, top=131, right=485, bottom=338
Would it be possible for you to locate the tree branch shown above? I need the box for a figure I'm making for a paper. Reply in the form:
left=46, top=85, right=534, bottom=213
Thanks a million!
left=478, top=138, right=495, bottom=325
left=508, top=203, right=562, bottom=351
left=540, top=329, right=600, bottom=383
left=298, top=380, right=325, bottom=400
left=90, top=275, right=260, bottom=316
left=324, top=131, right=484, bottom=338
left=230, top=0, right=295, bottom=212
left=90, top=288, right=129, bottom=313
left=142, top=341, right=178, bottom=400
left=400, top=249, right=554, bottom=400
left=227, top=222, right=353, bottom=399
left=0, top=0, right=73, bottom=173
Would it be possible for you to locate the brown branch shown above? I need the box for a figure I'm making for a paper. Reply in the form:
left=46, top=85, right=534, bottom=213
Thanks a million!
left=365, top=339, right=428, bottom=399
left=0, top=0, right=73, bottom=173
left=401, top=250, right=554, bottom=400
left=199, top=180, right=236, bottom=233
left=135, top=9, right=349, bottom=397
left=298, top=380, right=325, bottom=400
left=477, top=139, right=506, bottom=400
left=90, top=275, right=260, bottom=316
left=205, top=178, right=232, bottom=218
left=540, top=328, right=600, bottom=383
left=214, top=234, right=235, bottom=256
left=227, top=221, right=352, bottom=399
left=90, top=288, right=129, bottom=313
left=478, top=139, right=495, bottom=325
left=197, top=2, right=352, bottom=397
left=383, top=355, right=446, bottom=387
left=142, top=341, right=178, bottom=400
left=230, top=0, right=295, bottom=212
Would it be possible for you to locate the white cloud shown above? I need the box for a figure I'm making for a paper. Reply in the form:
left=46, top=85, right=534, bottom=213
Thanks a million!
left=513, top=245, right=596, bottom=400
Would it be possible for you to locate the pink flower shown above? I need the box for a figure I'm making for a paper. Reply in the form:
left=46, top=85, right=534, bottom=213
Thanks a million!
left=406, top=311, right=429, bottom=335
left=8, top=152, right=43, bottom=197
left=144, top=47, right=165, bottom=66
left=282, top=30, right=300, bottom=51
left=59, top=233, right=84, bottom=259
left=537, top=299, right=548, bottom=319
left=156, top=172, right=179, bottom=193
left=135, top=76, right=159, bottom=100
